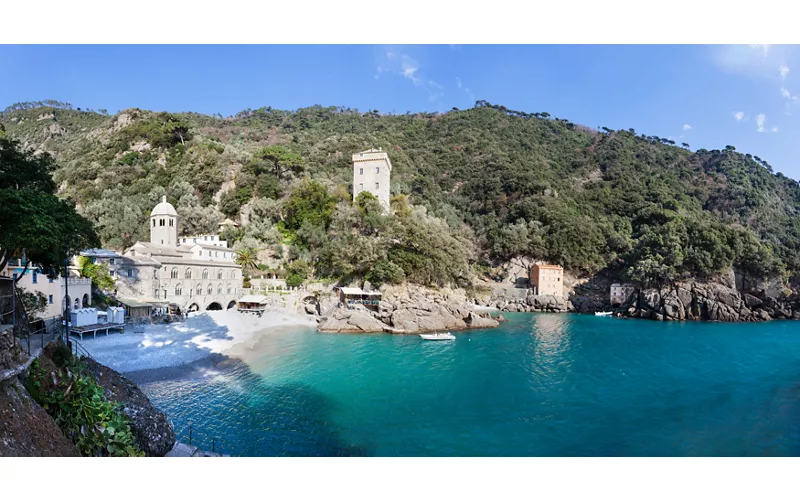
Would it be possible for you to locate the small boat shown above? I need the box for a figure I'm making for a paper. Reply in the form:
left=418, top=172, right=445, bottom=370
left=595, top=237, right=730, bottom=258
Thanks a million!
left=594, top=311, right=613, bottom=317
left=419, top=332, right=456, bottom=341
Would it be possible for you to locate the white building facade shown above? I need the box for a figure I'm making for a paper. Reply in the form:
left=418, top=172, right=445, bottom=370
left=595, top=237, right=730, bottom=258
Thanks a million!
left=112, top=196, right=243, bottom=313
left=352, top=148, right=392, bottom=212
left=0, top=260, right=92, bottom=319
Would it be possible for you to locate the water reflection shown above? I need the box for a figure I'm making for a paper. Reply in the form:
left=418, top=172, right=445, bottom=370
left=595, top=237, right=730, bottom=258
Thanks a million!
left=529, top=313, right=573, bottom=382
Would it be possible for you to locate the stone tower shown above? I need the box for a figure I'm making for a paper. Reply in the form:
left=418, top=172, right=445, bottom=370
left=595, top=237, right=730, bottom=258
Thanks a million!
left=352, top=148, right=392, bottom=212
left=150, top=196, right=178, bottom=246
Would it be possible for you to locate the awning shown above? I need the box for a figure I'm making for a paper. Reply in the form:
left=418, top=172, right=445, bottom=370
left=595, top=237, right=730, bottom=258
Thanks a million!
left=116, top=297, right=154, bottom=308
left=338, top=287, right=364, bottom=295
left=237, top=294, right=268, bottom=304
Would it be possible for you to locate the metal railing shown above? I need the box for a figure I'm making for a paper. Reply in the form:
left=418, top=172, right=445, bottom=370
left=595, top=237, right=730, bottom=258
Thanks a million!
left=69, top=338, right=94, bottom=361
left=183, top=423, right=230, bottom=455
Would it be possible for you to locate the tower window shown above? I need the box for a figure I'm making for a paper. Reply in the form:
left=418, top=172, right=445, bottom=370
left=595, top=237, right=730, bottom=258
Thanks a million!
left=169, top=219, right=173, bottom=227
left=359, top=168, right=363, bottom=175
left=159, top=219, right=165, bottom=227
left=375, top=182, right=379, bottom=190
left=376, top=167, right=380, bottom=174
left=359, top=183, right=363, bottom=191
left=153, top=219, right=156, bottom=227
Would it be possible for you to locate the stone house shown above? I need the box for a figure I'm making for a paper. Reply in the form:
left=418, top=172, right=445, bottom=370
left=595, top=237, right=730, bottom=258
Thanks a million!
left=0, top=258, right=92, bottom=319
left=352, top=148, right=392, bottom=212
left=529, top=263, right=564, bottom=297
left=610, top=283, right=636, bottom=306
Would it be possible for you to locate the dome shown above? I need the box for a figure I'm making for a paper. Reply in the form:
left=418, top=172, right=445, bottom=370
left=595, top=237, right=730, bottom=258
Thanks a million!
left=150, top=196, right=177, bottom=217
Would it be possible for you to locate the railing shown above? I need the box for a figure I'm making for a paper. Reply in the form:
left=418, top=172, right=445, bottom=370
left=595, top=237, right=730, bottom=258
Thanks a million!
left=183, top=423, right=230, bottom=455
left=69, top=338, right=94, bottom=362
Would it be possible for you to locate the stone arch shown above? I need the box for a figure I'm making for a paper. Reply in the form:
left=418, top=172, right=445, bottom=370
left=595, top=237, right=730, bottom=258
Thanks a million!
left=227, top=300, right=236, bottom=309
left=217, top=269, right=223, bottom=280
left=196, top=284, right=202, bottom=296
left=206, top=302, right=223, bottom=311
left=73, top=297, right=80, bottom=309
left=187, top=303, right=200, bottom=312
left=175, top=284, right=182, bottom=296
left=82, top=293, right=90, bottom=308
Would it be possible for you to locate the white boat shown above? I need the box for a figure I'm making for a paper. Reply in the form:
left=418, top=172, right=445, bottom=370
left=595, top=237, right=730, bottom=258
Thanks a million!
left=595, top=311, right=613, bottom=317
left=419, top=332, right=456, bottom=341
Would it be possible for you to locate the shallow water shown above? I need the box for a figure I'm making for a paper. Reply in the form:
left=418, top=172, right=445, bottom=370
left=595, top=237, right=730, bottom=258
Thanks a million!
left=139, top=313, right=800, bottom=456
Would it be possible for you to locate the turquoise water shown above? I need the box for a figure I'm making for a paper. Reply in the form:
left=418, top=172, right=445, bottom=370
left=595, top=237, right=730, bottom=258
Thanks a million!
left=140, top=313, right=800, bottom=456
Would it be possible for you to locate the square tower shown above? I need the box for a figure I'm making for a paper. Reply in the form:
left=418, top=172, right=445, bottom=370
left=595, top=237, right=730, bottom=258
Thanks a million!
left=352, top=148, right=392, bottom=212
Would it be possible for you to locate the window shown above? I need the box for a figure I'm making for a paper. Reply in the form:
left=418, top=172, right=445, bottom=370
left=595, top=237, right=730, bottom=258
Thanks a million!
left=359, top=168, right=363, bottom=175
left=196, top=284, right=202, bottom=296
left=109, top=258, right=115, bottom=265
left=376, top=167, right=380, bottom=174
left=207, top=284, right=213, bottom=295
left=171, top=268, right=178, bottom=279
left=231, top=270, right=236, bottom=279
left=48, top=295, right=53, bottom=304
left=169, top=219, right=174, bottom=227
left=375, top=182, right=379, bottom=190
left=32, top=270, right=37, bottom=284
left=215, top=251, right=219, bottom=257
left=185, top=268, right=192, bottom=279
left=202, top=269, right=209, bottom=280
left=189, top=288, right=193, bottom=297
left=154, top=288, right=159, bottom=298
left=163, top=289, right=167, bottom=299
left=153, top=219, right=156, bottom=227
left=160, top=218, right=165, bottom=227
left=358, top=183, right=363, bottom=191
left=227, top=285, right=231, bottom=294
left=217, top=269, right=223, bottom=280
left=218, top=286, right=222, bottom=295
left=175, top=285, right=182, bottom=296
left=127, top=269, right=134, bottom=278
left=153, top=269, right=158, bottom=279
left=204, top=236, right=208, bottom=241
left=199, top=251, right=203, bottom=256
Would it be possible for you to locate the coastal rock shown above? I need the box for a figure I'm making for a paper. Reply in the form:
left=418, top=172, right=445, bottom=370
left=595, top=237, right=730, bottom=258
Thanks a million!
left=317, top=309, right=387, bottom=333
left=465, top=312, right=500, bottom=329
left=81, top=356, right=176, bottom=457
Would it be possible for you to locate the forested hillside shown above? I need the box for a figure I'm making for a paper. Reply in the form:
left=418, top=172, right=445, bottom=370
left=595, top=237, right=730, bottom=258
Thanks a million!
left=2, top=100, right=798, bottom=288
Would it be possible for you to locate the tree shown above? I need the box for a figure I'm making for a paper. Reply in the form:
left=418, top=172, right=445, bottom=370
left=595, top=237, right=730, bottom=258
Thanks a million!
left=18, top=287, right=48, bottom=319
left=77, top=256, right=116, bottom=291
left=0, top=138, right=100, bottom=282
left=235, top=247, right=259, bottom=277
left=284, top=179, right=336, bottom=231
left=252, top=146, right=304, bottom=182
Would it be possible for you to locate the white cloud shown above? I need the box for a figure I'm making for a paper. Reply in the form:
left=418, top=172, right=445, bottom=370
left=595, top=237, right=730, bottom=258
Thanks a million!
left=428, top=80, right=443, bottom=90
left=772, top=126, right=779, bottom=132
left=455, top=76, right=475, bottom=105
left=682, top=124, right=692, bottom=131
left=780, top=64, right=790, bottom=80
left=456, top=77, right=462, bottom=89
left=755, top=113, right=766, bottom=132
left=733, top=111, right=745, bottom=121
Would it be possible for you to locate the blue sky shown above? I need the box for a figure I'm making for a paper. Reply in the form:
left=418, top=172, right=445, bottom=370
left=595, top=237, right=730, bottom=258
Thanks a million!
left=2, top=44, right=800, bottom=179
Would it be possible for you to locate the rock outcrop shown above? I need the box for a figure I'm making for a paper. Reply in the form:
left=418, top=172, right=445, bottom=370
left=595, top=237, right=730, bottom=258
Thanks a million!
left=82, top=356, right=176, bottom=456
left=0, top=378, right=76, bottom=457
left=477, top=286, right=572, bottom=313
left=617, top=278, right=799, bottom=322
left=317, top=283, right=500, bottom=334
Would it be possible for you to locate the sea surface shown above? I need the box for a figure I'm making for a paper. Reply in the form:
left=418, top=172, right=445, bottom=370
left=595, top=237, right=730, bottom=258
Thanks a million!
left=139, top=313, right=800, bottom=456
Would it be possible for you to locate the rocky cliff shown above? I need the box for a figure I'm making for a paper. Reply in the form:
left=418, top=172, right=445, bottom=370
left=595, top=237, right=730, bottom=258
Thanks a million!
left=317, top=283, right=500, bottom=333
left=616, top=270, right=800, bottom=322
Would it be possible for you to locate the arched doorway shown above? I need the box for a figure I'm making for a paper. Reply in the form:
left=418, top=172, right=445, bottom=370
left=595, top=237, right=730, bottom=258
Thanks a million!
left=82, top=293, right=90, bottom=308
left=206, top=302, right=223, bottom=311
left=227, top=300, right=236, bottom=310
left=187, top=303, right=200, bottom=312
left=74, top=297, right=80, bottom=309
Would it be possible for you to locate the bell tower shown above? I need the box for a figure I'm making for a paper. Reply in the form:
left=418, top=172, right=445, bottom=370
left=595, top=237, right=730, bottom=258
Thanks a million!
left=149, top=196, right=178, bottom=246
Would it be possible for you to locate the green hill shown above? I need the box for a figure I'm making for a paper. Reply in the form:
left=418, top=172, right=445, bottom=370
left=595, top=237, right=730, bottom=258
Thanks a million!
left=2, top=100, right=797, bottom=288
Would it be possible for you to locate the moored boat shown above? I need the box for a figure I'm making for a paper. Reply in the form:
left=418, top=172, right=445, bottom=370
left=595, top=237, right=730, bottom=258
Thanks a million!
left=419, top=332, right=456, bottom=341
left=594, top=311, right=613, bottom=317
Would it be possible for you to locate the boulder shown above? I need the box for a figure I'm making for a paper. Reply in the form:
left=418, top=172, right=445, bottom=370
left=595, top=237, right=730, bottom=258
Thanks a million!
left=465, top=312, right=500, bottom=329
left=82, top=357, right=175, bottom=457
left=317, top=310, right=387, bottom=333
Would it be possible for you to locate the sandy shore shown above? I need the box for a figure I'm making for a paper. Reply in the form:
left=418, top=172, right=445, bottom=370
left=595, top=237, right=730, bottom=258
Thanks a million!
left=79, top=309, right=317, bottom=377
